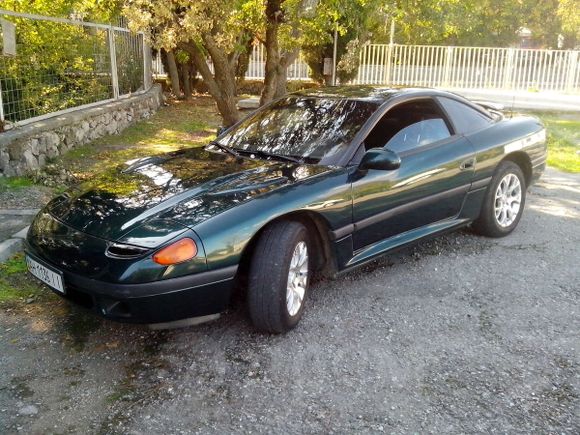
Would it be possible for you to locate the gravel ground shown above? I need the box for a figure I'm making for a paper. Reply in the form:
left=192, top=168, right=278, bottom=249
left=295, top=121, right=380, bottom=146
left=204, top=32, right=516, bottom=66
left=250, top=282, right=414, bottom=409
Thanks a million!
left=0, top=186, right=54, bottom=210
left=0, top=167, right=578, bottom=434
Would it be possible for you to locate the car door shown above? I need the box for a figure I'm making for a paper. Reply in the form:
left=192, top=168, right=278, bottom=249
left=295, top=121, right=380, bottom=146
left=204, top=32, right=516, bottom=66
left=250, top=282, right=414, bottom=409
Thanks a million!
left=351, top=97, right=476, bottom=250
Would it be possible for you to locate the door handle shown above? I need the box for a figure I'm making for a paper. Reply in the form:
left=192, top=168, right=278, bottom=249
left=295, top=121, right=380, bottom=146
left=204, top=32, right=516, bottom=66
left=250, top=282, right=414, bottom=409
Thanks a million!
left=460, top=158, right=476, bottom=170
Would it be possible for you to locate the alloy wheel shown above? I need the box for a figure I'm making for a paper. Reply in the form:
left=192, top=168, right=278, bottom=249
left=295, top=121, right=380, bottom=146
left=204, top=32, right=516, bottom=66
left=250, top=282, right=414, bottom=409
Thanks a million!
left=494, top=173, right=522, bottom=227
left=286, top=241, right=308, bottom=316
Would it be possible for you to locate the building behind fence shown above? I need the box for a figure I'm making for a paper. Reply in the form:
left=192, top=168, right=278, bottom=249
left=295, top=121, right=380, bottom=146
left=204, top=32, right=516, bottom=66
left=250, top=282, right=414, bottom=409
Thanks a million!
left=0, top=9, right=152, bottom=128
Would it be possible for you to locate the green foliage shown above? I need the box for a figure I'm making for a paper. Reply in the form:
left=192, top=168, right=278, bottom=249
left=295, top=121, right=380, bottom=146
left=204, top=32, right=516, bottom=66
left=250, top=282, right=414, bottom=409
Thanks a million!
left=536, top=113, right=580, bottom=173
left=0, top=254, right=44, bottom=304
left=0, top=254, right=28, bottom=275
left=0, top=176, right=34, bottom=191
left=301, top=0, right=384, bottom=83
left=558, top=0, right=580, bottom=43
left=0, top=1, right=124, bottom=122
left=366, top=0, right=572, bottom=48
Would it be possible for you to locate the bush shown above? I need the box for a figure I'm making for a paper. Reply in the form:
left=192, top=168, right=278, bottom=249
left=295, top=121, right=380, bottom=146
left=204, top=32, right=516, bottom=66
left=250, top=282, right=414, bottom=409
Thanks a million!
left=192, top=79, right=319, bottom=96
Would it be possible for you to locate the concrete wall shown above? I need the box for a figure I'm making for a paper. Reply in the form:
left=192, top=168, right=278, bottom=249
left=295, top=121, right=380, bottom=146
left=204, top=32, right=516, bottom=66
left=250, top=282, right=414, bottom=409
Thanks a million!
left=0, top=85, right=163, bottom=177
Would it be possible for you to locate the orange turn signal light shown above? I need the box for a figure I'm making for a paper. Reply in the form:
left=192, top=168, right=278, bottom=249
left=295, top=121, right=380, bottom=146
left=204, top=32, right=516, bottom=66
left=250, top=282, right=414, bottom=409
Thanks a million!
left=153, top=238, right=197, bottom=265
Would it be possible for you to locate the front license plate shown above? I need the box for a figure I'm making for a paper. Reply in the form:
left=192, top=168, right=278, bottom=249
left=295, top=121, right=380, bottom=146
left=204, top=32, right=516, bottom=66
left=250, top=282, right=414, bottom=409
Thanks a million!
left=26, top=255, right=65, bottom=294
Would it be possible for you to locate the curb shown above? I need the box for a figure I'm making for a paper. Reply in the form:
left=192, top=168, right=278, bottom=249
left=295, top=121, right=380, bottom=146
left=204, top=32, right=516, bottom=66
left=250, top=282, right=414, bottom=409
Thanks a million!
left=0, top=225, right=29, bottom=263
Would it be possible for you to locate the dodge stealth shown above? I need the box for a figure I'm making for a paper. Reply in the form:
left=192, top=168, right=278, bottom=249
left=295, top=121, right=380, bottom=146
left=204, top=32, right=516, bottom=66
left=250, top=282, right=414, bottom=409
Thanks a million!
left=25, top=87, right=547, bottom=333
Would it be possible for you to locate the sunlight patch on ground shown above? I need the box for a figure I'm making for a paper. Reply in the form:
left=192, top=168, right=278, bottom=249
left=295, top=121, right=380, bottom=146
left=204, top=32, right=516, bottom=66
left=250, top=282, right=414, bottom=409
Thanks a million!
left=529, top=198, right=579, bottom=220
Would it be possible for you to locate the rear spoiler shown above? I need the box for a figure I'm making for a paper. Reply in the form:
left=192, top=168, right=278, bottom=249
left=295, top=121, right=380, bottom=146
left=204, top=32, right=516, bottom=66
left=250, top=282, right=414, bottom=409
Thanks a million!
left=473, top=100, right=505, bottom=112
left=472, top=100, right=506, bottom=120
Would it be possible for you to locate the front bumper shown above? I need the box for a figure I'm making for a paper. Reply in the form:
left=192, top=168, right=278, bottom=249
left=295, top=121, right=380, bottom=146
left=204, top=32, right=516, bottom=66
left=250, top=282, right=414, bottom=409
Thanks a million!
left=531, top=157, right=546, bottom=185
left=25, top=250, right=237, bottom=324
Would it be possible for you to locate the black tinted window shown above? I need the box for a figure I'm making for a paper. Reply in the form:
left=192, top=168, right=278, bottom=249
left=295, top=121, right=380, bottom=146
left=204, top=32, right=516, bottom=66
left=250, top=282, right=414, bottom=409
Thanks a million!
left=217, top=97, right=377, bottom=162
left=365, top=99, right=451, bottom=153
left=438, top=97, right=491, bottom=134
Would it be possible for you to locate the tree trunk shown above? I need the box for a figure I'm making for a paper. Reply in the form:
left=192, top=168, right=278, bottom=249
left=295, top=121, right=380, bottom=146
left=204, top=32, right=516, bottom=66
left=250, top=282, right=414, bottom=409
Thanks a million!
left=166, top=50, right=183, bottom=98
left=260, top=0, right=283, bottom=106
left=180, top=62, right=192, bottom=99
left=260, top=27, right=280, bottom=104
left=181, top=40, right=241, bottom=126
left=274, top=48, right=299, bottom=99
left=273, top=64, right=288, bottom=99
left=236, top=38, right=254, bottom=84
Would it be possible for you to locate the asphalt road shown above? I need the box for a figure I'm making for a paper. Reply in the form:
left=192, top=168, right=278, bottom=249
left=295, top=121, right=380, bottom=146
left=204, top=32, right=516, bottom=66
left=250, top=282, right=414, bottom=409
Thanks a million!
left=1, top=167, right=578, bottom=434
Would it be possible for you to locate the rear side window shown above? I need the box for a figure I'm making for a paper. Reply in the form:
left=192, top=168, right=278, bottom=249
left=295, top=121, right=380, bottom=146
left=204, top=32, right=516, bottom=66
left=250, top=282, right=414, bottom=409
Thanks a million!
left=438, top=97, right=491, bottom=134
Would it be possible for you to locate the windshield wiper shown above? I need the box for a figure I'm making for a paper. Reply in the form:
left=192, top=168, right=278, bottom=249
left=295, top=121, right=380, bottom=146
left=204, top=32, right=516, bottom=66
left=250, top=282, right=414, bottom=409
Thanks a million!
left=208, top=141, right=241, bottom=158
left=238, top=149, right=303, bottom=164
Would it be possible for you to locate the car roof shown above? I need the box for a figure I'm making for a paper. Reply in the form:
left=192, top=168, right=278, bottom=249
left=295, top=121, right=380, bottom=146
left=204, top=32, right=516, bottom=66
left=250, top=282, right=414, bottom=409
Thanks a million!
left=291, top=86, right=494, bottom=120
left=292, top=86, right=446, bottom=103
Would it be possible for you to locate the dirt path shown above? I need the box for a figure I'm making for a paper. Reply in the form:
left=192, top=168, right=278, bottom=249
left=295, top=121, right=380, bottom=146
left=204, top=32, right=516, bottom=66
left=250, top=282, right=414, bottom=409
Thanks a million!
left=1, top=168, right=578, bottom=434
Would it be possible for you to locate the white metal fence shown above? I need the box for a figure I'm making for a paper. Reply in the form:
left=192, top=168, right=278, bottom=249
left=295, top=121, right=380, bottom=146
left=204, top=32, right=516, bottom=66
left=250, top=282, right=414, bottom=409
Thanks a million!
left=354, top=44, right=580, bottom=93
left=152, top=44, right=312, bottom=81
left=0, top=9, right=152, bottom=127
left=245, top=44, right=311, bottom=80
left=154, top=43, right=580, bottom=94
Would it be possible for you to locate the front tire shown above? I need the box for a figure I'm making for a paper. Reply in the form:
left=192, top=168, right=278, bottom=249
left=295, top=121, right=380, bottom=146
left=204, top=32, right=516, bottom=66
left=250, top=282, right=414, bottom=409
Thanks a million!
left=473, top=161, right=526, bottom=238
left=248, top=221, right=310, bottom=333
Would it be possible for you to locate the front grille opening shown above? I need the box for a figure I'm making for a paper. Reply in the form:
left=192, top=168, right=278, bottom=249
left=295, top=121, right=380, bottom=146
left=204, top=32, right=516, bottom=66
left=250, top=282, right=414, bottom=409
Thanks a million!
left=99, top=298, right=131, bottom=318
left=106, top=243, right=150, bottom=259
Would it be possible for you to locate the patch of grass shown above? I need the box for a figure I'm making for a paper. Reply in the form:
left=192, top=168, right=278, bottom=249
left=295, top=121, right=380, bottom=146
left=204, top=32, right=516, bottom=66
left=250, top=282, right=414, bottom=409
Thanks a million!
left=529, top=112, right=580, bottom=173
left=0, top=254, right=28, bottom=275
left=0, top=176, right=34, bottom=192
left=0, top=278, right=43, bottom=304
left=0, top=254, right=44, bottom=304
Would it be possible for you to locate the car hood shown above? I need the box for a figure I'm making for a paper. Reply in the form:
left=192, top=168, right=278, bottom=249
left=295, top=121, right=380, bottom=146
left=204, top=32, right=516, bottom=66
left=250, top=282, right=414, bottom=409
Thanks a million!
left=46, top=147, right=335, bottom=244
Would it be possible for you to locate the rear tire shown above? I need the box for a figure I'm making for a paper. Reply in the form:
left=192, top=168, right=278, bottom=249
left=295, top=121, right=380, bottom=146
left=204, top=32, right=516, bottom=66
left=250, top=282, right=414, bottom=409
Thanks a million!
left=472, top=161, right=526, bottom=238
left=248, top=221, right=310, bottom=333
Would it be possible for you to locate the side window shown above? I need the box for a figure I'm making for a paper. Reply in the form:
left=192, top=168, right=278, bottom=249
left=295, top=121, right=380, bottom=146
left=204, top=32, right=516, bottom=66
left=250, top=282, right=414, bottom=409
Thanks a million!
left=438, top=97, right=491, bottom=134
left=364, top=99, right=452, bottom=154
left=385, top=119, right=451, bottom=153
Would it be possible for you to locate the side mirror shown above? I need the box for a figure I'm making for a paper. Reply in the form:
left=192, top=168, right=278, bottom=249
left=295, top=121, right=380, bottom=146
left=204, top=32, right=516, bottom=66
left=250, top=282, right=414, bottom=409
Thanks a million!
left=358, top=148, right=401, bottom=171
left=216, top=126, right=227, bottom=136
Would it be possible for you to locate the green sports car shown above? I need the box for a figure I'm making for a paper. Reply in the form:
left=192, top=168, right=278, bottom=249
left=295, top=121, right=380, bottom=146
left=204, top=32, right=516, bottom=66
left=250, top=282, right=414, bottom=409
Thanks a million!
left=25, top=87, right=547, bottom=333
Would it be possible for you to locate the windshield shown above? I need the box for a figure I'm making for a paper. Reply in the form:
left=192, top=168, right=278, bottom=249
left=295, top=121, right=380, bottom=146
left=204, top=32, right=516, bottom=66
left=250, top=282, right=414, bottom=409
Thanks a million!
left=216, top=96, right=377, bottom=163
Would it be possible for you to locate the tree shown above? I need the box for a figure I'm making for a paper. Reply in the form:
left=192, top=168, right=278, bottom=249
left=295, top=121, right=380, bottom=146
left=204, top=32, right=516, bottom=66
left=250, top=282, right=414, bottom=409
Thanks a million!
left=370, top=0, right=570, bottom=48
left=558, top=0, right=580, bottom=46
left=0, top=0, right=124, bottom=128
left=124, top=1, right=250, bottom=126
left=301, top=0, right=386, bottom=84
left=255, top=0, right=308, bottom=104
left=164, top=50, right=184, bottom=98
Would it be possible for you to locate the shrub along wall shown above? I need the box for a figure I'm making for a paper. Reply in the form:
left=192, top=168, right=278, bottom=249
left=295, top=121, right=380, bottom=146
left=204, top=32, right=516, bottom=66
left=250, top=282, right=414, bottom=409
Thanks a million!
left=184, top=79, right=319, bottom=96
left=0, top=85, right=163, bottom=177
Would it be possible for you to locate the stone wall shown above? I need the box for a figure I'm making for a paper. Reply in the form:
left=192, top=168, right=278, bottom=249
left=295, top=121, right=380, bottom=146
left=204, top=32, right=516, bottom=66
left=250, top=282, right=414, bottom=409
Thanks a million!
left=0, top=85, right=163, bottom=177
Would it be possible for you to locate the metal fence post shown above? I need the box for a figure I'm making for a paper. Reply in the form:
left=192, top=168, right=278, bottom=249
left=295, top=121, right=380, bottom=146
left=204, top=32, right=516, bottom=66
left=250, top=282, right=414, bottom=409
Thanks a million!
left=503, top=48, right=515, bottom=89
left=0, top=80, right=5, bottom=125
left=443, top=46, right=453, bottom=86
left=385, top=43, right=394, bottom=85
left=565, top=51, right=579, bottom=93
left=142, top=35, right=152, bottom=90
left=108, top=26, right=120, bottom=99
